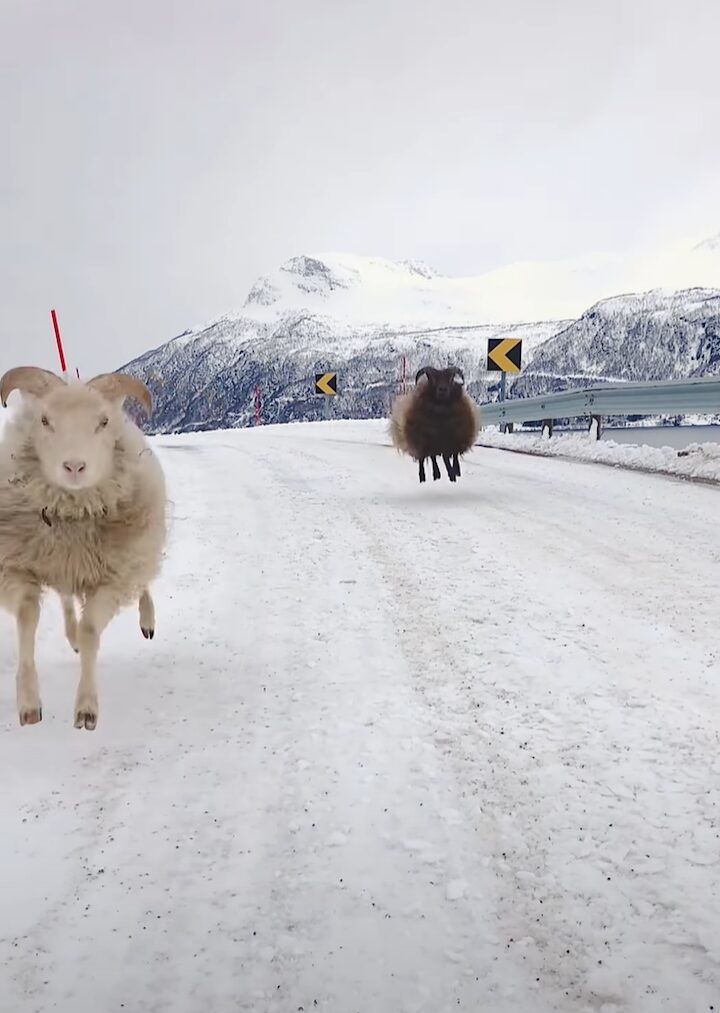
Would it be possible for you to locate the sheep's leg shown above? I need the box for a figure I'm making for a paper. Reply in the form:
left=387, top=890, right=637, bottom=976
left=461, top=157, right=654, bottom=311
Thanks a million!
left=442, top=453, right=457, bottom=482
left=75, top=588, right=121, bottom=731
left=60, top=594, right=79, bottom=653
left=453, top=453, right=461, bottom=479
left=139, top=589, right=155, bottom=640
left=418, top=458, right=426, bottom=483
left=430, top=456, right=441, bottom=481
left=15, top=589, right=42, bottom=726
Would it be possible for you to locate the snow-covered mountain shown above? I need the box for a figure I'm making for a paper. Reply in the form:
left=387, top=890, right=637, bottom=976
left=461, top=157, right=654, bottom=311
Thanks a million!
left=240, top=251, right=613, bottom=329
left=513, top=288, right=720, bottom=398
left=694, top=234, right=720, bottom=254
left=119, top=254, right=569, bottom=433
left=119, top=247, right=720, bottom=434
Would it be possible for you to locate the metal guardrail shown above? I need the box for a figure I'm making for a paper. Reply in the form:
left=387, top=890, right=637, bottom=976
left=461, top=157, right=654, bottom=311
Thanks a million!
left=479, top=376, right=720, bottom=431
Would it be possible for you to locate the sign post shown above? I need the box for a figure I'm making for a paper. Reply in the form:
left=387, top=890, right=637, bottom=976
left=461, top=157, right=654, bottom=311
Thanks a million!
left=315, top=372, right=337, bottom=421
left=487, top=337, right=522, bottom=433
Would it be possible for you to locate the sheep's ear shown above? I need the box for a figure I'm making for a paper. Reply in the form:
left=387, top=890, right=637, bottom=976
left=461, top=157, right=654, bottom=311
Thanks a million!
left=0, top=366, right=65, bottom=407
left=86, top=373, right=152, bottom=416
left=452, top=368, right=465, bottom=385
left=415, top=367, right=432, bottom=385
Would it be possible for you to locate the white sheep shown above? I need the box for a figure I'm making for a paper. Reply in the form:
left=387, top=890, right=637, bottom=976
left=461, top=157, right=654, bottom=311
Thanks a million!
left=0, top=366, right=167, bottom=730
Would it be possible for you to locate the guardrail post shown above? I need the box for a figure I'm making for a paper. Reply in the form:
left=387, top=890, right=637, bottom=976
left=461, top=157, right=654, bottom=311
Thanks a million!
left=498, top=371, right=509, bottom=432
left=541, top=419, right=553, bottom=439
left=589, top=414, right=602, bottom=440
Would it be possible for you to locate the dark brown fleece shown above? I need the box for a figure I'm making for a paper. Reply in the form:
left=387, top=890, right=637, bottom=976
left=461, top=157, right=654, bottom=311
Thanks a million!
left=395, top=366, right=481, bottom=461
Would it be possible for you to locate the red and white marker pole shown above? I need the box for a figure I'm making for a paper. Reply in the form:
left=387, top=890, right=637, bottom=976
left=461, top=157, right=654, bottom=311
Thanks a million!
left=50, top=309, right=68, bottom=378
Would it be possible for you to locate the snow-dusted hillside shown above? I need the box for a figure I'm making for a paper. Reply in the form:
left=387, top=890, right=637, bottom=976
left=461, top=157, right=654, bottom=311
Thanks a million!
left=119, top=245, right=720, bottom=435
left=513, top=288, right=720, bottom=398
left=120, top=254, right=568, bottom=433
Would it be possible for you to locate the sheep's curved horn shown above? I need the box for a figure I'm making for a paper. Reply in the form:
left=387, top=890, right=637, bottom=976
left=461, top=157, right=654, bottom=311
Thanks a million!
left=415, top=367, right=432, bottom=384
left=452, top=366, right=465, bottom=384
left=86, top=373, right=153, bottom=416
left=0, top=366, right=65, bottom=408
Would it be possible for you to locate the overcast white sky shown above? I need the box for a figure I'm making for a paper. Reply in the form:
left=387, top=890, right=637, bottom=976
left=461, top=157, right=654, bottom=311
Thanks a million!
left=2, top=0, right=719, bottom=376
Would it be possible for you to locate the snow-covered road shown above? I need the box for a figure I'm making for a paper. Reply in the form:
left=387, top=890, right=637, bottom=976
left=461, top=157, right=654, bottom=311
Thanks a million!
left=2, top=419, right=719, bottom=1013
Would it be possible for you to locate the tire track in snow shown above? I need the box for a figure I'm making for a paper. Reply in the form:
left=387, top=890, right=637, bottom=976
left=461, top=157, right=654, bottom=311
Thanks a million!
left=249, top=434, right=565, bottom=1012
left=207, top=438, right=537, bottom=1013
left=268, top=425, right=720, bottom=1012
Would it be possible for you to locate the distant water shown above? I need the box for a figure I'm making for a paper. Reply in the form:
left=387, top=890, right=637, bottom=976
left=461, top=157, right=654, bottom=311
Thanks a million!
left=603, top=426, right=720, bottom=449
left=553, top=425, right=720, bottom=449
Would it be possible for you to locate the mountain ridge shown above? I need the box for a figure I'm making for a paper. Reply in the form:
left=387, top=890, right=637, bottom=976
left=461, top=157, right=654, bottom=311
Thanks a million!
left=119, top=248, right=720, bottom=434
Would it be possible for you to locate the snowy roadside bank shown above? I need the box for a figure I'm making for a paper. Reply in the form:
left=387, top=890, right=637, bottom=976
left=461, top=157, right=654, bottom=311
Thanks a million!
left=477, top=429, right=720, bottom=484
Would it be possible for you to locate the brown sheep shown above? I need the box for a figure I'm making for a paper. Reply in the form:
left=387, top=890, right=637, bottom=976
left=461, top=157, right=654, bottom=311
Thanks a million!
left=390, top=365, right=481, bottom=483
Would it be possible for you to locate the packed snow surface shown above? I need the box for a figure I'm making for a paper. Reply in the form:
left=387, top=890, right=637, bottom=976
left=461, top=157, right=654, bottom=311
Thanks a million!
left=1, top=420, right=719, bottom=1013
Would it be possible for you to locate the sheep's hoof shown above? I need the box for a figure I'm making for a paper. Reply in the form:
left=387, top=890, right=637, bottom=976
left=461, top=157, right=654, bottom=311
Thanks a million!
left=74, top=708, right=97, bottom=731
left=141, top=627, right=155, bottom=640
left=19, top=706, right=42, bottom=726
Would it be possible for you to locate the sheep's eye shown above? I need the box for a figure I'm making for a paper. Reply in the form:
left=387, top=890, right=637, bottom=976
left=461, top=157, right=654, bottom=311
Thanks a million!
left=98, top=416, right=109, bottom=429
left=41, top=415, right=50, bottom=427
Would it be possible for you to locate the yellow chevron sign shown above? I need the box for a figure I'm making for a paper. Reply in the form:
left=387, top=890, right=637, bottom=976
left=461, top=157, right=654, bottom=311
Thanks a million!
left=315, top=372, right=337, bottom=396
left=487, top=337, right=522, bottom=373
